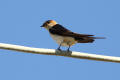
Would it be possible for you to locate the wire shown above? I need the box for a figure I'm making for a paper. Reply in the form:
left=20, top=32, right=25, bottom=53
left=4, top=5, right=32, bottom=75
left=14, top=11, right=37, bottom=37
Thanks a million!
left=0, top=43, right=120, bottom=63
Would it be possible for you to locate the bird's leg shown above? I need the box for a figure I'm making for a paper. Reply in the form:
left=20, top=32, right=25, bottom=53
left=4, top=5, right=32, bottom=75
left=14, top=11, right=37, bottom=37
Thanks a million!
left=67, top=45, right=71, bottom=52
left=57, top=44, right=62, bottom=51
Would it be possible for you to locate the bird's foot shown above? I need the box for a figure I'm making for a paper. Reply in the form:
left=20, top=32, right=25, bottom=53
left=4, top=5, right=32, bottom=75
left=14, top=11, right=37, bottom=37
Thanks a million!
left=67, top=49, right=70, bottom=52
left=57, top=48, right=62, bottom=51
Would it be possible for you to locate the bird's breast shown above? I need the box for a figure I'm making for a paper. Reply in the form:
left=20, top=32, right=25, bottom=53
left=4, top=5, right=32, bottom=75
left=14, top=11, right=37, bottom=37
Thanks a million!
left=50, top=34, right=77, bottom=46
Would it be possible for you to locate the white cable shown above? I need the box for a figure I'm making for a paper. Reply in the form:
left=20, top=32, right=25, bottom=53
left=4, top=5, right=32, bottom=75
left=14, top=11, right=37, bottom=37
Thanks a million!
left=0, top=43, right=120, bottom=63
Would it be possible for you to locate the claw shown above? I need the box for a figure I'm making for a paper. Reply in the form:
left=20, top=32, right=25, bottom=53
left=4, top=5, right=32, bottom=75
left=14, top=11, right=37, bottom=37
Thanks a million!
left=57, top=48, right=61, bottom=51
left=67, top=45, right=71, bottom=52
left=57, top=44, right=62, bottom=51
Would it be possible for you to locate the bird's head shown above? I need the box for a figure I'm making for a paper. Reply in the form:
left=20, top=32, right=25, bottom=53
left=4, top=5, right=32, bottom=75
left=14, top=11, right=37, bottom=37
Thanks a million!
left=41, top=20, right=57, bottom=30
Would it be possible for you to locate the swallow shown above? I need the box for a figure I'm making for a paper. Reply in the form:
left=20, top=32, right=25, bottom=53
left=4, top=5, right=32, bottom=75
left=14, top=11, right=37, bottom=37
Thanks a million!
left=41, top=20, right=105, bottom=51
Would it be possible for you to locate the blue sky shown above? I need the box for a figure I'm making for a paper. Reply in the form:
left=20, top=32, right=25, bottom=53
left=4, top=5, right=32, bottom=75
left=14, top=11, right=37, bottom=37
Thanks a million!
left=0, top=0, right=120, bottom=80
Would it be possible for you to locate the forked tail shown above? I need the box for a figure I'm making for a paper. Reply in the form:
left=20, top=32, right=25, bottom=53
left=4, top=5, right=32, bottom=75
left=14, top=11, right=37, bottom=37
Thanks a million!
left=93, top=37, right=106, bottom=39
left=77, top=36, right=105, bottom=43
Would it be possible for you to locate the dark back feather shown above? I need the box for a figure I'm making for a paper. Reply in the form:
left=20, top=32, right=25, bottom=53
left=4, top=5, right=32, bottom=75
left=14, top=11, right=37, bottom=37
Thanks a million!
left=49, top=24, right=94, bottom=37
left=49, top=24, right=105, bottom=43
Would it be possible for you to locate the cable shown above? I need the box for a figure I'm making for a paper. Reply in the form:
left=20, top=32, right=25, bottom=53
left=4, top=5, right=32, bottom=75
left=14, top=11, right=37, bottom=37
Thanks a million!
left=0, top=43, right=120, bottom=63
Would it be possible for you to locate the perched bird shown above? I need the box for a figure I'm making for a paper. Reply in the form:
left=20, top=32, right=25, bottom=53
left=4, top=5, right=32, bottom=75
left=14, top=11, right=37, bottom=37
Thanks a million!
left=41, top=20, right=105, bottom=51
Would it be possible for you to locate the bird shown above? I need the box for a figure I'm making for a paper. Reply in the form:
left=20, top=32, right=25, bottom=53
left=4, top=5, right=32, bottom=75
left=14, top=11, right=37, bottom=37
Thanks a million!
left=41, top=20, right=105, bottom=51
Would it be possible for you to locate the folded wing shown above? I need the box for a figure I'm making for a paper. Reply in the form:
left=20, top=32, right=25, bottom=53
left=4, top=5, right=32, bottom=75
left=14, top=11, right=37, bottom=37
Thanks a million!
left=49, top=24, right=105, bottom=43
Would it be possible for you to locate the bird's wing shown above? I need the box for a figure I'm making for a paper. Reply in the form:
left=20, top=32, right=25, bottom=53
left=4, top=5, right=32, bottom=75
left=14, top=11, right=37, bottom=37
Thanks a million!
left=49, top=24, right=94, bottom=37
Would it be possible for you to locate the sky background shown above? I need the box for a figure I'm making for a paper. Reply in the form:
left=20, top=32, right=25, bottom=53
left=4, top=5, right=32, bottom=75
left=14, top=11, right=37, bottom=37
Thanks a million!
left=0, top=0, right=120, bottom=80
